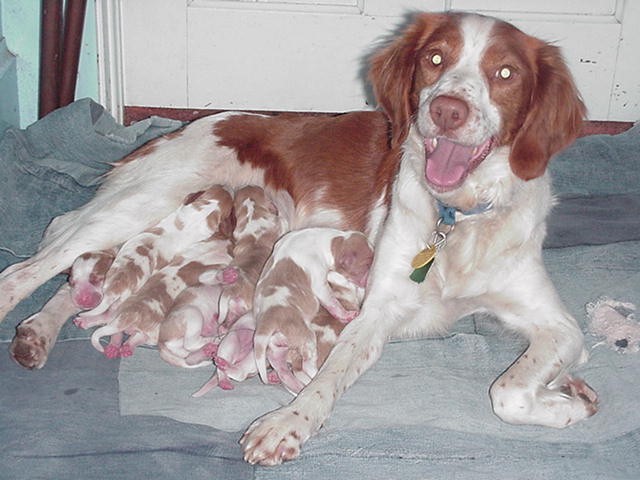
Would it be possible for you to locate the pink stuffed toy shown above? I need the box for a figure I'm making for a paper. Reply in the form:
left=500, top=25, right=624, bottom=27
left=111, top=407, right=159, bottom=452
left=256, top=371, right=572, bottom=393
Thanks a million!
left=587, top=297, right=640, bottom=353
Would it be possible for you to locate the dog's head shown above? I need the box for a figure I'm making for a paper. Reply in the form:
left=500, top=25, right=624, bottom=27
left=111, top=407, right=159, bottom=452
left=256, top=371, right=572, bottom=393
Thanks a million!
left=369, top=12, right=585, bottom=207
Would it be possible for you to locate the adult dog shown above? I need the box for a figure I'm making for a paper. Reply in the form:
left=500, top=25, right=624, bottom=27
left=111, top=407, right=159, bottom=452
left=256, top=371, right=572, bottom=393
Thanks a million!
left=1, top=11, right=596, bottom=465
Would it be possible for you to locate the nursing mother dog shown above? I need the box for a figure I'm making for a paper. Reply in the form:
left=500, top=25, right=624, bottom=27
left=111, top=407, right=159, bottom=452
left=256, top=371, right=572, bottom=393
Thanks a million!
left=1, top=11, right=596, bottom=465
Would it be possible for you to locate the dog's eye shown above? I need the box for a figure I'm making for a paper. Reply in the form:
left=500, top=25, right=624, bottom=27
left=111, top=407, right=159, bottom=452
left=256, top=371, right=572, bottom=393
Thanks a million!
left=430, top=51, right=443, bottom=67
left=497, top=66, right=513, bottom=80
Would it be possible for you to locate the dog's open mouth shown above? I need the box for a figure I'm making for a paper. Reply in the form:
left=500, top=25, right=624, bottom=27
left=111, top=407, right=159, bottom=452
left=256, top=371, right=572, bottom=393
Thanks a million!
left=424, top=137, right=494, bottom=192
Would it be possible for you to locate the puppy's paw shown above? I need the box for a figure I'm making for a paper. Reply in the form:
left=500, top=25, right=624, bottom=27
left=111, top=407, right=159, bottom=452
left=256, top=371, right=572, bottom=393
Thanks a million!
left=221, top=267, right=239, bottom=284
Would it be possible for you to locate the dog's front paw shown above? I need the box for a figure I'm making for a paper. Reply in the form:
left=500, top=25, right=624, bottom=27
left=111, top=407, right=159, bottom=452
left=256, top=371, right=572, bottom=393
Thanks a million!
left=240, top=407, right=315, bottom=465
left=10, top=324, right=51, bottom=369
left=491, top=373, right=599, bottom=428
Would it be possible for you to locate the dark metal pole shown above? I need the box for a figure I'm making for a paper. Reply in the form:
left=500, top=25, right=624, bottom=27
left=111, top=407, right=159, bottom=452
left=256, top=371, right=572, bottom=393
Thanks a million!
left=39, top=0, right=63, bottom=118
left=59, top=0, right=87, bottom=107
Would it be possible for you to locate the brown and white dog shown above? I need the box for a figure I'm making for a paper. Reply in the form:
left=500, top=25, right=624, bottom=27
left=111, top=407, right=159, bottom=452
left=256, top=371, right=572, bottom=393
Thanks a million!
left=2, top=11, right=596, bottom=466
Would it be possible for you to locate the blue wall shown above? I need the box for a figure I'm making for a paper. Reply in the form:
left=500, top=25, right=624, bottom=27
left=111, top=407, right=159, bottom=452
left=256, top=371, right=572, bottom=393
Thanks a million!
left=0, top=0, right=99, bottom=128
left=0, top=2, right=19, bottom=128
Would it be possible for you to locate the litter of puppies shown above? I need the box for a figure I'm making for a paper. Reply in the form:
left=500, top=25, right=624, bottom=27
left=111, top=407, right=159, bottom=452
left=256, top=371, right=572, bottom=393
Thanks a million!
left=70, top=185, right=373, bottom=396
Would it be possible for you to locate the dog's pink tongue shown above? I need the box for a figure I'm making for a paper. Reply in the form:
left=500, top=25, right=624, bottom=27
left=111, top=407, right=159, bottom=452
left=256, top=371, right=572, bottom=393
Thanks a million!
left=425, top=138, right=475, bottom=190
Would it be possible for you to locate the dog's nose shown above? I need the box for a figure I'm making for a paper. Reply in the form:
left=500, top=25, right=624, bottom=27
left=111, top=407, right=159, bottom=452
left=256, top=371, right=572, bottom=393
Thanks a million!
left=429, top=95, right=469, bottom=133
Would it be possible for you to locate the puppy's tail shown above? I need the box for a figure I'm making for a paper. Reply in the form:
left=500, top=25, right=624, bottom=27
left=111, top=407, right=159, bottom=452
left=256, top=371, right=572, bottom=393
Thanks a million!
left=90, top=324, right=121, bottom=353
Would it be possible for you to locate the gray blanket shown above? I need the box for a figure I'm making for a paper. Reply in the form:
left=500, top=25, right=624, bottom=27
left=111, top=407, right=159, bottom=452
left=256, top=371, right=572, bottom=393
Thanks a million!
left=0, top=99, right=182, bottom=340
left=0, top=102, right=639, bottom=479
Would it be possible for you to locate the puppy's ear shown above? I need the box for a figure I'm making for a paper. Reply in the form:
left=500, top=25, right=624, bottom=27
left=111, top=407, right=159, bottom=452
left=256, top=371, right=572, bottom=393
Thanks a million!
left=509, top=43, right=586, bottom=180
left=369, top=14, right=446, bottom=147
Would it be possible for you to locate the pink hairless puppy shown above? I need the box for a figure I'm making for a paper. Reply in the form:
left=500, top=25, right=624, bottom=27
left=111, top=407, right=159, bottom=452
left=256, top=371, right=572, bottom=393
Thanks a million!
left=67, top=248, right=117, bottom=309
left=90, top=238, right=232, bottom=358
left=157, top=283, right=224, bottom=368
left=253, top=228, right=373, bottom=394
left=83, top=185, right=234, bottom=318
left=192, top=311, right=258, bottom=396
left=212, top=186, right=287, bottom=329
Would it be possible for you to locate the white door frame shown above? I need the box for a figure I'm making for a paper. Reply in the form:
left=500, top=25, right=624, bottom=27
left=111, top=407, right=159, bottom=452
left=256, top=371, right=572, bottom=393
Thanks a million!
left=95, top=0, right=125, bottom=123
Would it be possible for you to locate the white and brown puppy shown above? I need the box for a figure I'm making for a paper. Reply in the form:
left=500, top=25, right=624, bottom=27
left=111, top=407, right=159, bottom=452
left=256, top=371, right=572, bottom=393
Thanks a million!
left=84, top=185, right=233, bottom=318
left=253, top=228, right=373, bottom=393
left=157, top=283, right=224, bottom=369
left=308, top=270, right=365, bottom=374
left=214, top=186, right=288, bottom=329
left=192, top=311, right=258, bottom=395
left=90, top=238, right=232, bottom=358
left=67, top=248, right=117, bottom=310
left=263, top=270, right=366, bottom=394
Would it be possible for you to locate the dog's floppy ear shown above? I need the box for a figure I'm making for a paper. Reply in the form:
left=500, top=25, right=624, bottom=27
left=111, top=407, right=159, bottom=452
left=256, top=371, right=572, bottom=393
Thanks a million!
left=509, top=43, right=586, bottom=180
left=369, top=14, right=446, bottom=148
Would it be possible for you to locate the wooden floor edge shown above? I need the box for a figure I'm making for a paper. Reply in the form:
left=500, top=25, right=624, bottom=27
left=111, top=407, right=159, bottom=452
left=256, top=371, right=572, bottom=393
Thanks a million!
left=124, top=106, right=635, bottom=137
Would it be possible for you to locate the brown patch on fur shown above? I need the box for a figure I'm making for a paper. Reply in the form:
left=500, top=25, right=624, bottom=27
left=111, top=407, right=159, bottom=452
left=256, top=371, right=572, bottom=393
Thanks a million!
left=201, top=186, right=234, bottom=234
left=214, top=112, right=393, bottom=232
left=176, top=261, right=222, bottom=287
left=507, top=39, right=585, bottom=179
left=260, top=259, right=317, bottom=314
left=487, top=21, right=586, bottom=179
left=116, top=277, right=173, bottom=333
left=183, top=190, right=205, bottom=205
left=230, top=185, right=283, bottom=286
left=331, top=233, right=373, bottom=287
left=108, top=262, right=146, bottom=296
left=147, top=227, right=165, bottom=237
left=369, top=13, right=463, bottom=147
left=482, top=22, right=537, bottom=147
left=89, top=250, right=116, bottom=284
left=135, top=245, right=150, bottom=258
left=312, top=272, right=362, bottom=366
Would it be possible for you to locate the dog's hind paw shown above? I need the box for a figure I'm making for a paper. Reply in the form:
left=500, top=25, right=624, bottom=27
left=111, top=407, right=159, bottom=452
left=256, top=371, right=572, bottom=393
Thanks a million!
left=10, top=325, right=51, bottom=369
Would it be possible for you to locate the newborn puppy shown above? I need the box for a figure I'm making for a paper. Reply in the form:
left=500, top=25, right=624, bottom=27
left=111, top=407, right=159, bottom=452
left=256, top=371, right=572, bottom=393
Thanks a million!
left=158, top=283, right=224, bottom=368
left=310, top=271, right=365, bottom=369
left=192, top=312, right=257, bottom=396
left=213, top=186, right=286, bottom=329
left=84, top=185, right=233, bottom=317
left=68, top=248, right=117, bottom=310
left=253, top=228, right=373, bottom=393
left=265, top=271, right=365, bottom=394
left=90, top=237, right=231, bottom=358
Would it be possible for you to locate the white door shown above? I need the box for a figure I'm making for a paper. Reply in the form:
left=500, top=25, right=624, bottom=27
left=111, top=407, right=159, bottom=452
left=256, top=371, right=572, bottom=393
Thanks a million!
left=103, top=0, right=639, bottom=121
